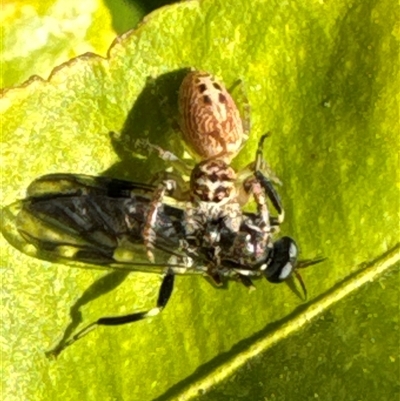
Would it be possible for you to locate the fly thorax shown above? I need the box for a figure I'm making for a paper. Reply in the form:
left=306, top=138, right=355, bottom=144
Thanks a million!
left=227, top=217, right=273, bottom=266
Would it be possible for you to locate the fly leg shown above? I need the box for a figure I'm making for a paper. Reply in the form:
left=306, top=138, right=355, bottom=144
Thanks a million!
left=237, top=274, right=256, bottom=290
left=46, top=272, right=175, bottom=358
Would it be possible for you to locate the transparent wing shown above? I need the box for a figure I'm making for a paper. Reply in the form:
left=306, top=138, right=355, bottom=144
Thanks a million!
left=26, top=173, right=157, bottom=198
left=1, top=174, right=191, bottom=274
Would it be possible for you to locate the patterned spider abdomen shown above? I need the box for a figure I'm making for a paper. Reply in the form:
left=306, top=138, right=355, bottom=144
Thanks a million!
left=178, top=71, right=245, bottom=163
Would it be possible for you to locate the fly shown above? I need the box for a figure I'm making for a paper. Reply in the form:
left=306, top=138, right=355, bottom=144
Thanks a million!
left=1, top=171, right=323, bottom=356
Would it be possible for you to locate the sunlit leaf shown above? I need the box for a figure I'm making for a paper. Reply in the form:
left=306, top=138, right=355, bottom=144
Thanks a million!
left=1, top=0, right=398, bottom=400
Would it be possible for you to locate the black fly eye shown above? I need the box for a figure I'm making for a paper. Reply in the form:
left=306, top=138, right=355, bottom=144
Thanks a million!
left=264, top=237, right=325, bottom=300
left=264, top=237, right=298, bottom=283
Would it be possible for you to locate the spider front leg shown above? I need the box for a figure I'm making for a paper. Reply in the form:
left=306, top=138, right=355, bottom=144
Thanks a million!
left=254, top=133, right=284, bottom=223
left=133, top=138, right=194, bottom=178
left=143, top=178, right=177, bottom=262
left=242, top=176, right=273, bottom=229
left=241, top=133, right=284, bottom=226
left=253, top=170, right=284, bottom=224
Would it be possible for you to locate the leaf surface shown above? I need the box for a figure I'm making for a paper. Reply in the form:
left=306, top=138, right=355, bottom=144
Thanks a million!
left=1, top=0, right=398, bottom=400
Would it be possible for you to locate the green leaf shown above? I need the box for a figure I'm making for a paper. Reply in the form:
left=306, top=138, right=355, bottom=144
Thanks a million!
left=190, top=263, right=400, bottom=401
left=1, top=0, right=399, bottom=400
left=0, top=0, right=144, bottom=88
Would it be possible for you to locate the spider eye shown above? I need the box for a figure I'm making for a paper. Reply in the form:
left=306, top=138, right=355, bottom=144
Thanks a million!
left=264, top=237, right=298, bottom=283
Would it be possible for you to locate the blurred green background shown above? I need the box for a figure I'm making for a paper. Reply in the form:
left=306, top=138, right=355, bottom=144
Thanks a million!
left=1, top=0, right=177, bottom=88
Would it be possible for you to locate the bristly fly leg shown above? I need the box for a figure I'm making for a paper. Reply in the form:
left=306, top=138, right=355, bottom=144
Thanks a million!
left=46, top=271, right=175, bottom=358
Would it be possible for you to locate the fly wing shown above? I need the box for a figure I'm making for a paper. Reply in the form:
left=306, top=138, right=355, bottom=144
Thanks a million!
left=26, top=173, right=157, bottom=198
left=2, top=174, right=189, bottom=273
